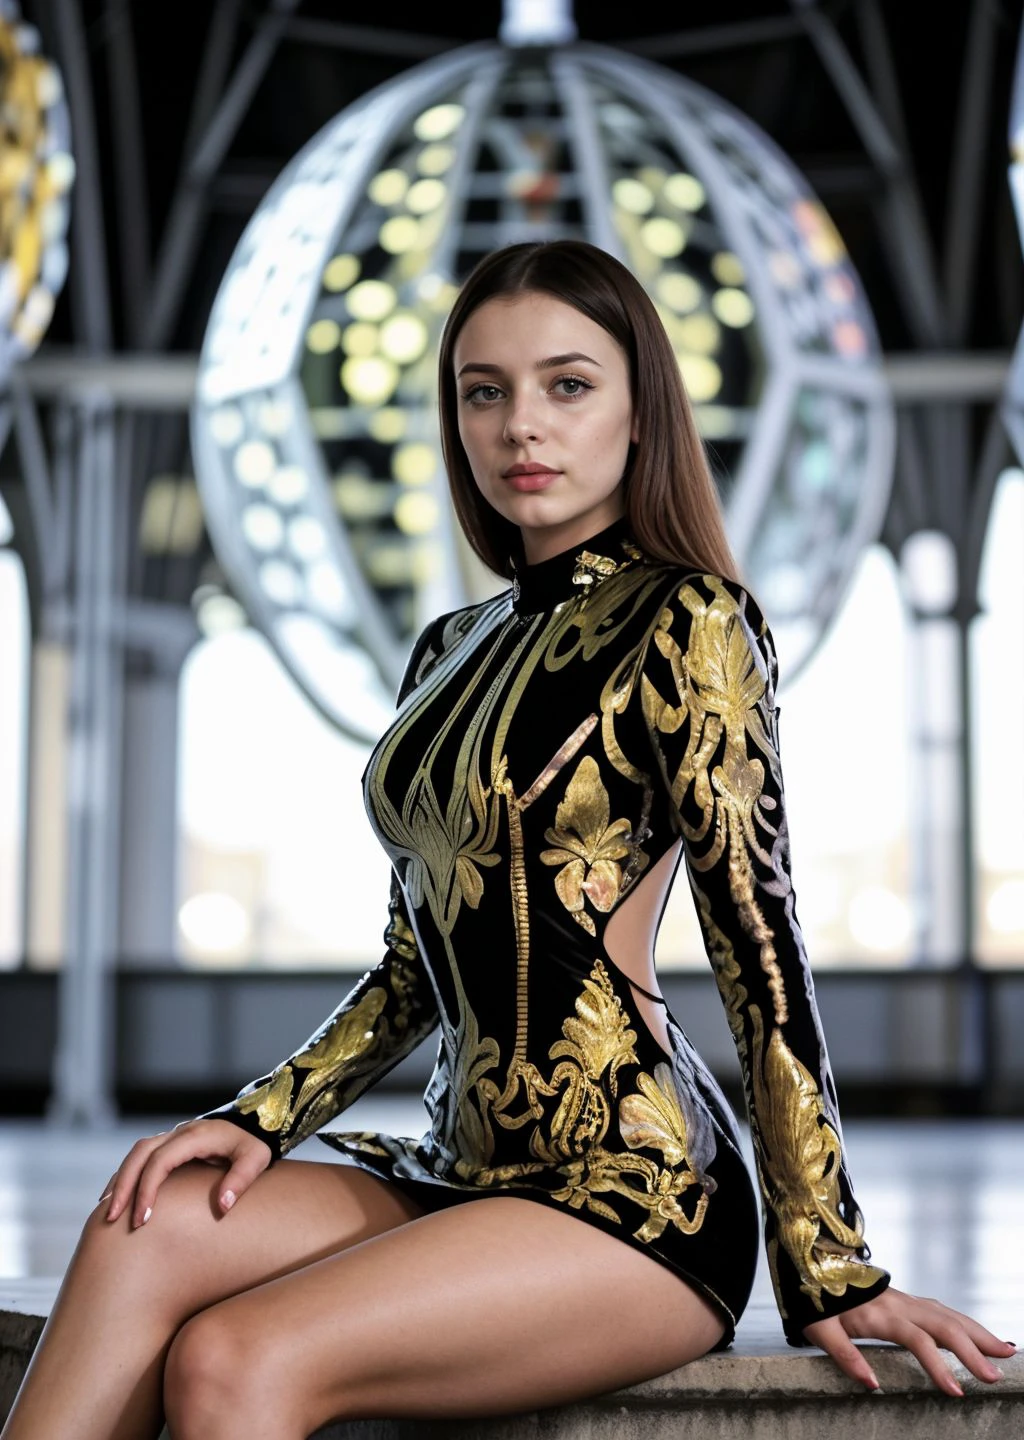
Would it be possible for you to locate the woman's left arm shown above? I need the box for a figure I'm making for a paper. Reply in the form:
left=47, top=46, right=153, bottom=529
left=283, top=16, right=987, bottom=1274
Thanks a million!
left=638, top=569, right=1013, bottom=1391
left=804, top=1289, right=1013, bottom=1396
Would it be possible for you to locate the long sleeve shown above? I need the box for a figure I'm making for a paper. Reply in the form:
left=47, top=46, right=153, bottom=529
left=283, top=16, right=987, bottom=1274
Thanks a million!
left=199, top=619, right=445, bottom=1160
left=638, top=569, right=890, bottom=1344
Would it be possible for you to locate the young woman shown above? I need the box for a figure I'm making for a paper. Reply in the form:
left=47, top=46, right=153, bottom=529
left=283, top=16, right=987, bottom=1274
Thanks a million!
left=3, top=240, right=1012, bottom=1440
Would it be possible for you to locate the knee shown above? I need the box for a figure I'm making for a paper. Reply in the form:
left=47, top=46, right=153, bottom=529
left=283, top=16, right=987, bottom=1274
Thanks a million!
left=164, top=1310, right=308, bottom=1433
left=77, top=1162, right=223, bottom=1293
left=83, top=1161, right=219, bottom=1248
left=164, top=1312, right=251, bottom=1432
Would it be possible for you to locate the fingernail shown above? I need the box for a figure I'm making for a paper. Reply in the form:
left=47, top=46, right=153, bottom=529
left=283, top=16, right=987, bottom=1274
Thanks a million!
left=98, top=1189, right=112, bottom=1203
left=950, top=1382, right=964, bottom=1397
left=866, top=1369, right=880, bottom=1391
left=988, top=1367, right=1004, bottom=1381
left=137, top=1206, right=152, bottom=1227
left=221, top=1190, right=236, bottom=1211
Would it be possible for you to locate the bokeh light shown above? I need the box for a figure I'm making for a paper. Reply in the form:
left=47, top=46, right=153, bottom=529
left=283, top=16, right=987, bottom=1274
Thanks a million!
left=194, top=40, right=893, bottom=742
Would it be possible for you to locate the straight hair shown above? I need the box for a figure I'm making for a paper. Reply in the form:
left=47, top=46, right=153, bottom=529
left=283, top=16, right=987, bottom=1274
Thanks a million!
left=436, top=239, right=744, bottom=586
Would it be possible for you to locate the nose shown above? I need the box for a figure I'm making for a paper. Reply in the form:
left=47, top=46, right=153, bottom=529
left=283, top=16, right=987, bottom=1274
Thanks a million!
left=503, top=394, right=544, bottom=446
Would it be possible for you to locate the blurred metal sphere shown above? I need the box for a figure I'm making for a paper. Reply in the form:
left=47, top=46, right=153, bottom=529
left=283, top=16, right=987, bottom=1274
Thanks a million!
left=0, top=0, right=74, bottom=390
left=193, top=39, right=893, bottom=740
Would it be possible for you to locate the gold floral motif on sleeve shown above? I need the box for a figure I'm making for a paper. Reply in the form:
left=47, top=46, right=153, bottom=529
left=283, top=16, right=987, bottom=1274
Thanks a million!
left=750, top=1006, right=888, bottom=1314
left=236, top=987, right=389, bottom=1150
left=288, top=988, right=390, bottom=1115
left=382, top=898, right=417, bottom=962
left=236, top=1065, right=295, bottom=1133
left=688, top=871, right=749, bottom=1058
left=642, top=577, right=788, bottom=1025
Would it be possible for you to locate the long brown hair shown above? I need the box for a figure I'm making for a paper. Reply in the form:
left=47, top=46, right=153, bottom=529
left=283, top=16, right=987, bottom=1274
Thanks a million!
left=437, top=239, right=743, bottom=586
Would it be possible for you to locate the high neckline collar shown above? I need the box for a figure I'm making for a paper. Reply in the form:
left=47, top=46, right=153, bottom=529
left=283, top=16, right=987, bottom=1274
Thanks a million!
left=510, top=513, right=643, bottom=616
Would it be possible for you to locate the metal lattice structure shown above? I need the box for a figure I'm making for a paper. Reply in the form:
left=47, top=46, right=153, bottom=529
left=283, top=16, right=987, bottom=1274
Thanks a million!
left=0, top=0, right=1019, bottom=1121
left=192, top=37, right=895, bottom=738
left=1002, top=17, right=1024, bottom=464
left=0, top=0, right=72, bottom=398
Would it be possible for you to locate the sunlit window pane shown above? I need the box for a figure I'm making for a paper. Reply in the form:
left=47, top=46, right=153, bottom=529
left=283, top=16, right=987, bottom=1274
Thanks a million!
left=971, top=468, right=1024, bottom=966
left=177, top=628, right=393, bottom=966
left=0, top=549, right=29, bottom=969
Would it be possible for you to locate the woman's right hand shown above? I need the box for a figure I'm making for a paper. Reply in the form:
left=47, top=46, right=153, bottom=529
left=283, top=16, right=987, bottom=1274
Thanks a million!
left=98, top=1119, right=273, bottom=1229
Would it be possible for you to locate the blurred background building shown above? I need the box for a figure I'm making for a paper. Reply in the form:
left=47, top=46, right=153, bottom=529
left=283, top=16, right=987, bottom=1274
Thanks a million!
left=1, top=0, right=1022, bottom=1124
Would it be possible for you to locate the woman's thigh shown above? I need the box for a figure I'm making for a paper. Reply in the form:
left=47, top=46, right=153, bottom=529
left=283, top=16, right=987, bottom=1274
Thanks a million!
left=170, top=1194, right=726, bottom=1432
left=80, top=1154, right=427, bottom=1320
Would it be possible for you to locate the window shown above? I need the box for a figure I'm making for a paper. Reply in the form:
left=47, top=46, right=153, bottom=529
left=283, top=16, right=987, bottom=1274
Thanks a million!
left=177, top=627, right=392, bottom=966
left=971, top=467, right=1024, bottom=965
left=0, top=546, right=29, bottom=969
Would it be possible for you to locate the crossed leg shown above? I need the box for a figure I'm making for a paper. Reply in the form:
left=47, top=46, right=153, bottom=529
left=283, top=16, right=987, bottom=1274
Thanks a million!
left=3, top=1156, right=725, bottom=1440
left=164, top=1191, right=726, bottom=1440
left=0, top=1155, right=427, bottom=1440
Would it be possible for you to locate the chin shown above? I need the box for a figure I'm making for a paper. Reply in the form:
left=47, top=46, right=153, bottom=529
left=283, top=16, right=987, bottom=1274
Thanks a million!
left=492, top=491, right=558, bottom=521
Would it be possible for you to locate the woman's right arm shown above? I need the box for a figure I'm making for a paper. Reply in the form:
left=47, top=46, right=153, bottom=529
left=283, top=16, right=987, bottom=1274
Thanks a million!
left=101, top=875, right=438, bottom=1227
left=198, top=870, right=439, bottom=1160
left=102, top=611, right=458, bottom=1228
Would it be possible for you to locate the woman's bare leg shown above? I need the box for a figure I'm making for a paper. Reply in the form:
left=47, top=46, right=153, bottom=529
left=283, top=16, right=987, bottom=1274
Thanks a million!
left=163, top=1195, right=726, bottom=1440
left=0, top=1158, right=425, bottom=1440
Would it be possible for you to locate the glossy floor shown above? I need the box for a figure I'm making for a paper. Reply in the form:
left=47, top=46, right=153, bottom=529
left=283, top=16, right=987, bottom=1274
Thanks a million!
left=0, top=1105, right=1020, bottom=1347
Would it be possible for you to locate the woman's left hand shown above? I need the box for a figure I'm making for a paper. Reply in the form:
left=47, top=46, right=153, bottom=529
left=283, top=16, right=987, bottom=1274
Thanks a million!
left=803, top=1287, right=1015, bottom=1395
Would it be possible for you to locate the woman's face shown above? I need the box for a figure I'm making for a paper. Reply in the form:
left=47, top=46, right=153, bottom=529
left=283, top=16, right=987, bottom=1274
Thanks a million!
left=453, top=290, right=637, bottom=564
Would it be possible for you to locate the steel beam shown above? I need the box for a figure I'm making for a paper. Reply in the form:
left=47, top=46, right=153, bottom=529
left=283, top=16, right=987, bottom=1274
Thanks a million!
left=281, top=17, right=455, bottom=58
left=104, top=0, right=152, bottom=346
left=49, top=0, right=113, bottom=351
left=943, top=0, right=999, bottom=343
left=14, top=349, right=1012, bottom=408
left=142, top=0, right=301, bottom=349
left=621, top=16, right=803, bottom=58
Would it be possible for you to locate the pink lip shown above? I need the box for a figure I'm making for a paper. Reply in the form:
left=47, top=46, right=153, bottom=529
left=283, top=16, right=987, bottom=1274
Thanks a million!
left=503, top=464, right=560, bottom=491
left=505, top=473, right=558, bottom=492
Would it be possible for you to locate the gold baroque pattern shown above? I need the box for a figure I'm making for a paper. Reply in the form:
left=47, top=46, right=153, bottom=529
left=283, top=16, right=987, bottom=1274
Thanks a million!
left=618, top=1061, right=712, bottom=1241
left=539, top=754, right=647, bottom=935
left=467, top=960, right=712, bottom=1245
left=750, top=1007, right=888, bottom=1314
left=571, top=541, right=643, bottom=608
left=641, top=576, right=789, bottom=1026
left=216, top=551, right=890, bottom=1339
left=237, top=986, right=389, bottom=1149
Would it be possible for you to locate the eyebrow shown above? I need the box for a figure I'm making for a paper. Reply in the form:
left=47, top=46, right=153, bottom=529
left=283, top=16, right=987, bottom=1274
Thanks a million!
left=456, top=351, right=603, bottom=377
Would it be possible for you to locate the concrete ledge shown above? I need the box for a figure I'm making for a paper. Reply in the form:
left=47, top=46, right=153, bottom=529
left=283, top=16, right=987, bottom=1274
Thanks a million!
left=308, top=1331, right=1024, bottom=1440
left=3, top=1283, right=1022, bottom=1439
left=0, top=1281, right=53, bottom=1425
